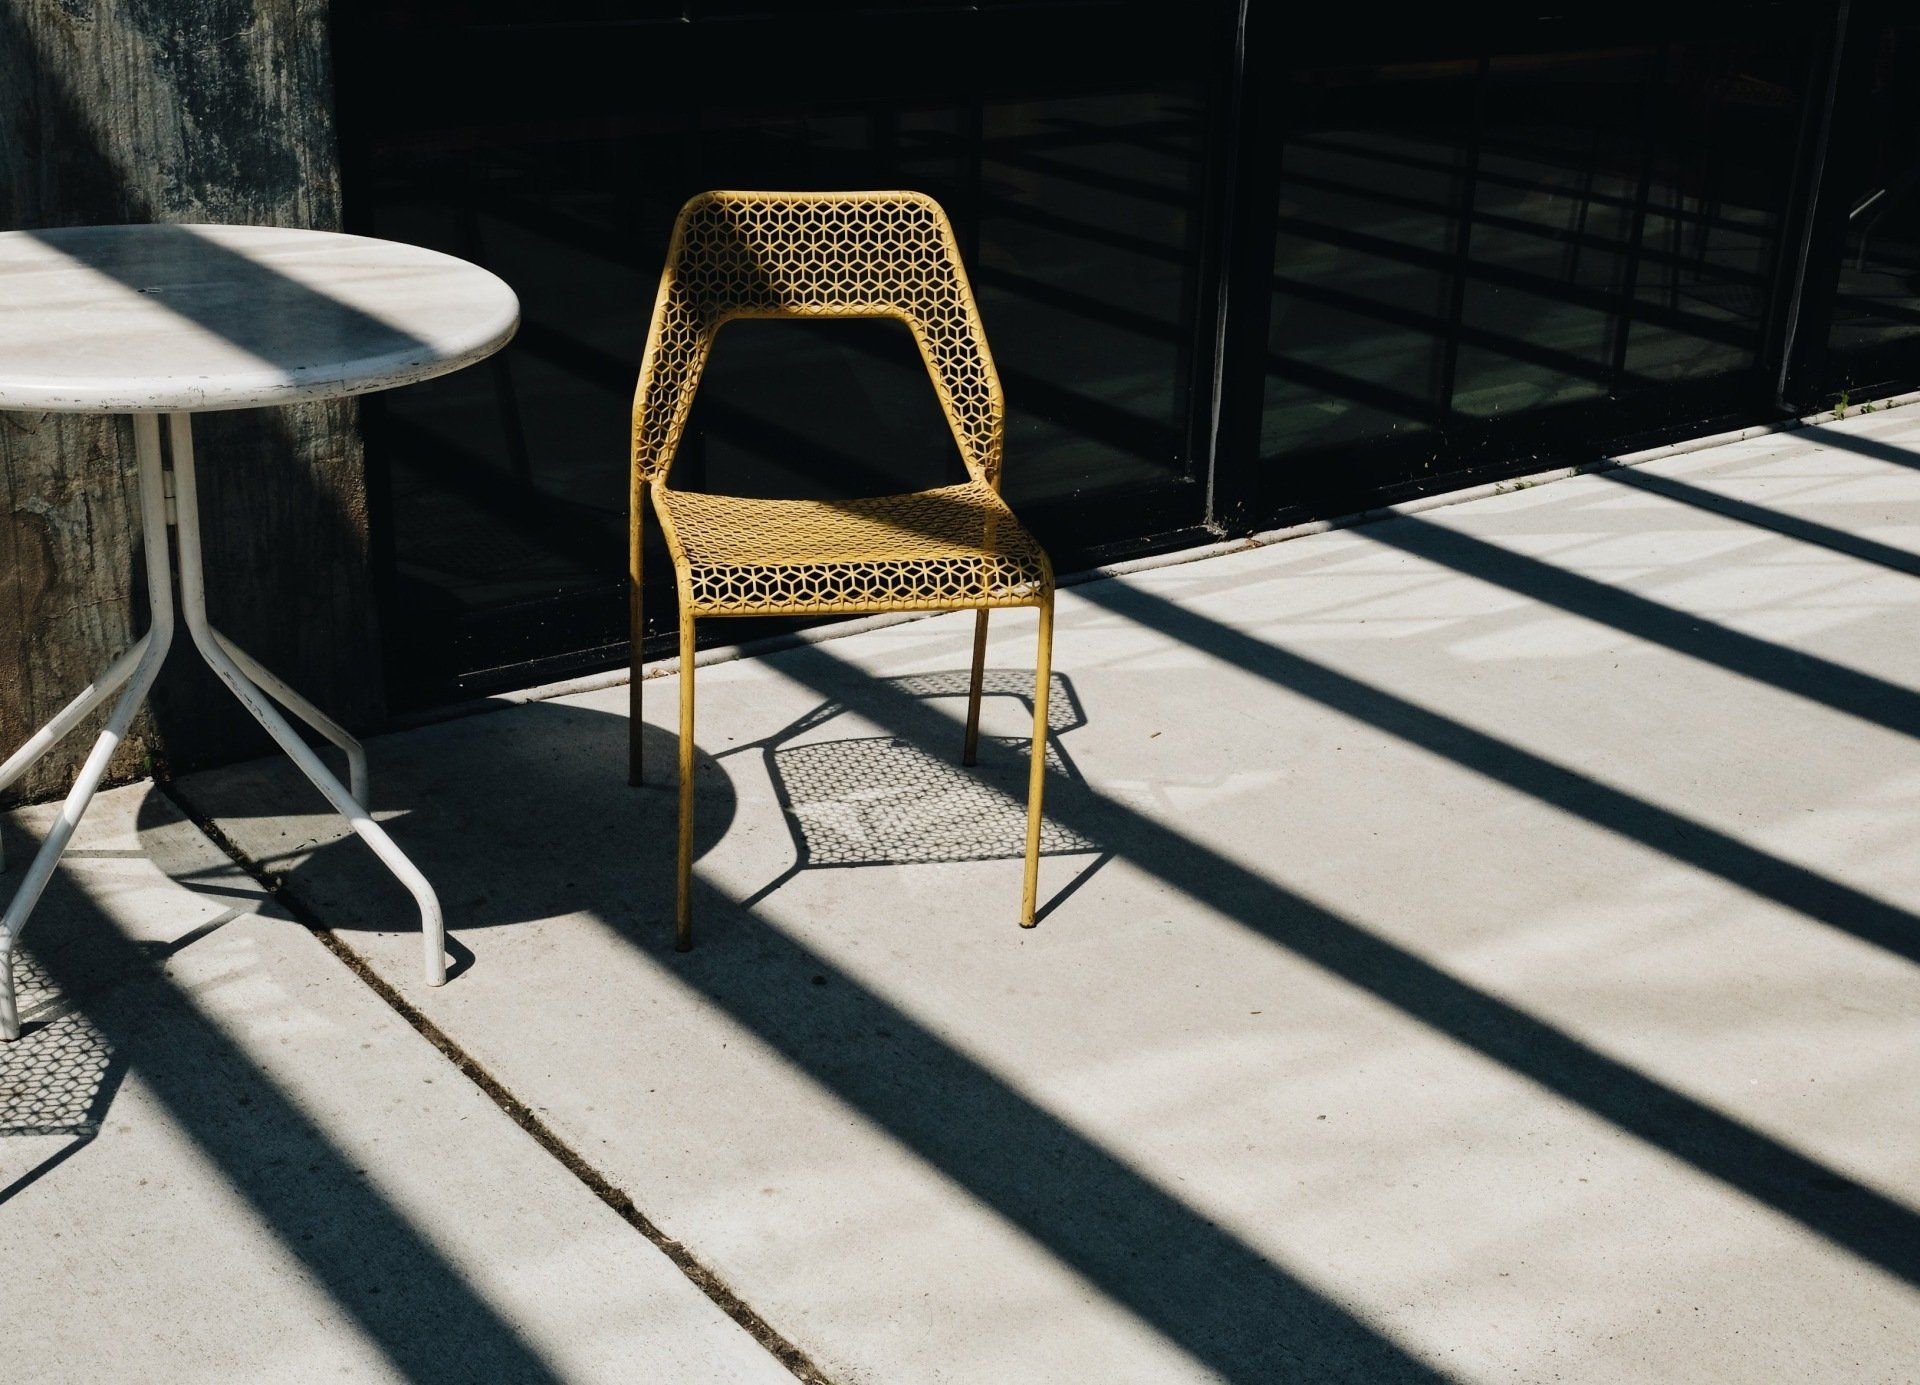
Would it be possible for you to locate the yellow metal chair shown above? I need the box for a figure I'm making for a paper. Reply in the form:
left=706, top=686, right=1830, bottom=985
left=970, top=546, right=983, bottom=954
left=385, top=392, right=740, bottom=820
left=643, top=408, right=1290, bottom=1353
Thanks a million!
left=629, top=190, right=1057, bottom=950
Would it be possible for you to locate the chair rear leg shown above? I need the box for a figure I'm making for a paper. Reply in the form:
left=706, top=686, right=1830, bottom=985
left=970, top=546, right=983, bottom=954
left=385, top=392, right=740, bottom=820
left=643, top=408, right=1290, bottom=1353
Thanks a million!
left=1020, top=597, right=1054, bottom=927
left=963, top=608, right=989, bottom=766
left=675, top=607, right=697, bottom=951
left=629, top=485, right=647, bottom=786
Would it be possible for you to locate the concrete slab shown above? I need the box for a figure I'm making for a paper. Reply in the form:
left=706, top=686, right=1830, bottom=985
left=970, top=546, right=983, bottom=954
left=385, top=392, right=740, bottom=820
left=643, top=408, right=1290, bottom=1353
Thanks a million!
left=0, top=785, right=794, bottom=1384
left=181, top=409, right=1920, bottom=1382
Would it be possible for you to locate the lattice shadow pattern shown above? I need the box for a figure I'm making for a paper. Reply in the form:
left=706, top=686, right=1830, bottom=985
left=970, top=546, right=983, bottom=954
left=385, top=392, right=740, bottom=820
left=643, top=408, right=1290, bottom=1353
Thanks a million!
left=731, top=668, right=1108, bottom=923
left=1, top=952, right=113, bottom=1138
left=775, top=736, right=1097, bottom=868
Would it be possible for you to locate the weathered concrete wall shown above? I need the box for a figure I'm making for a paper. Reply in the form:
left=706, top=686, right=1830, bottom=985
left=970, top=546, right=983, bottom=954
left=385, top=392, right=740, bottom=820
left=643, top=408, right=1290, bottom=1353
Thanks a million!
left=0, top=0, right=380, bottom=803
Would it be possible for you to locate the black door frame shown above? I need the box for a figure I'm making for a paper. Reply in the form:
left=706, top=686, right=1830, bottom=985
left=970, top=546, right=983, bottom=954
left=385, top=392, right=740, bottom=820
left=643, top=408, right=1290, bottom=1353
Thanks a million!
left=1204, top=4, right=1868, bottom=543
left=337, top=2, right=1897, bottom=706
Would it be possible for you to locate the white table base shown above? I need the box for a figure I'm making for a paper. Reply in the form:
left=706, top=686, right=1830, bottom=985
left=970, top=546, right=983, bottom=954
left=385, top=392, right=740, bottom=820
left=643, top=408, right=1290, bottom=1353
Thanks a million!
left=0, top=413, right=444, bottom=1040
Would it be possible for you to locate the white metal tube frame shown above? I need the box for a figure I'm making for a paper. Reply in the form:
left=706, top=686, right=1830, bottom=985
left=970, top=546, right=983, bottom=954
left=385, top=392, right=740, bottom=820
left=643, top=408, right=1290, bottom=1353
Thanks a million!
left=0, top=411, right=445, bottom=1041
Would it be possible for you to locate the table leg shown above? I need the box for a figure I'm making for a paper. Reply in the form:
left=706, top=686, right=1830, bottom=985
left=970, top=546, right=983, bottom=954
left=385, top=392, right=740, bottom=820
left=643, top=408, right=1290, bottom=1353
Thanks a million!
left=165, top=413, right=444, bottom=989
left=0, top=638, right=154, bottom=872
left=1, top=416, right=175, bottom=1041
left=206, top=628, right=369, bottom=805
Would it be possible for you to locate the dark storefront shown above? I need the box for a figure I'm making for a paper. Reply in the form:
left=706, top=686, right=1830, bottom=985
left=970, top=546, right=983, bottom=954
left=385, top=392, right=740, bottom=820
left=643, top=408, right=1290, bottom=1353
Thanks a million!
left=332, top=2, right=1920, bottom=705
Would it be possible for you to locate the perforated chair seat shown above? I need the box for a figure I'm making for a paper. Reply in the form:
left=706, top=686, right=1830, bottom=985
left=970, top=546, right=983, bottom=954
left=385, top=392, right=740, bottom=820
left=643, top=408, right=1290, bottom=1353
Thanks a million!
left=655, top=480, right=1051, bottom=616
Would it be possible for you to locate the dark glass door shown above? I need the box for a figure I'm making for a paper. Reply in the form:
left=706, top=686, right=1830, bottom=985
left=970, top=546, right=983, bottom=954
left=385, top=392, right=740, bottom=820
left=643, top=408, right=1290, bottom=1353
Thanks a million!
left=1800, top=4, right=1920, bottom=401
left=334, top=1, right=1228, bottom=704
left=337, top=0, right=1878, bottom=709
left=1211, top=6, right=1834, bottom=532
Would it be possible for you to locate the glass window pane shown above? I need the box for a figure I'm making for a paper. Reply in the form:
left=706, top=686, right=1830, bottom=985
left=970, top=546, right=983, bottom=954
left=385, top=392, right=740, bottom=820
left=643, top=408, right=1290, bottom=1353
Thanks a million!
left=1824, top=22, right=1920, bottom=386
left=340, top=4, right=1220, bottom=698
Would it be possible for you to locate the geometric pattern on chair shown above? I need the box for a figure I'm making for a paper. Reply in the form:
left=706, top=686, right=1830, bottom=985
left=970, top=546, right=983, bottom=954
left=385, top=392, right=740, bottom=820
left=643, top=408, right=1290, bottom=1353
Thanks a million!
left=633, top=190, right=1005, bottom=488
left=655, top=481, right=1050, bottom=616
left=629, top=190, right=1058, bottom=950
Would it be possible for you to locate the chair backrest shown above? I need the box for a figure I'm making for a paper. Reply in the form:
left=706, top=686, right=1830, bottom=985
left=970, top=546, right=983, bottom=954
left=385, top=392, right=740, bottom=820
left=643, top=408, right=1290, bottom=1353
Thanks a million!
left=631, top=190, right=1005, bottom=487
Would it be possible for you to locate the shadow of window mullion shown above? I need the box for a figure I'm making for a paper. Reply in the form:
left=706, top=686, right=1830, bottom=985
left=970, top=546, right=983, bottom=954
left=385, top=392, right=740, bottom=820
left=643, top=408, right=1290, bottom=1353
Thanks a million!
left=12, top=886, right=572, bottom=1384
left=1358, top=511, right=1920, bottom=737
left=666, top=874, right=1450, bottom=1384
left=764, top=637, right=1920, bottom=1293
left=1593, top=464, right=1920, bottom=578
left=1076, top=577, right=1920, bottom=967
left=1794, top=422, right=1920, bottom=476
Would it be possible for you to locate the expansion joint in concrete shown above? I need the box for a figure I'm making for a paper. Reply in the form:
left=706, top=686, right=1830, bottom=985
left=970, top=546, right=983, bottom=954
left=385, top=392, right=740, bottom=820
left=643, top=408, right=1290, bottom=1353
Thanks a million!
left=156, top=776, right=838, bottom=1385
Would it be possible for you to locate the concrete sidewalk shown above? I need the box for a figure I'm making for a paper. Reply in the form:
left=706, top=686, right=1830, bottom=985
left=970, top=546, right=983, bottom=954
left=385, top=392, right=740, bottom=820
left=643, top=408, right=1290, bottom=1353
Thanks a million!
left=9, top=407, right=1920, bottom=1381
left=0, top=788, right=795, bottom=1382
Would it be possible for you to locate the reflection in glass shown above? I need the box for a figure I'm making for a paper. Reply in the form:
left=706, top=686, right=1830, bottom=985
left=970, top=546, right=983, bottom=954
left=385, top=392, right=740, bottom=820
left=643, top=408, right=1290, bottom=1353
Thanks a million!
left=1826, top=23, right=1920, bottom=385
left=1261, top=36, right=1802, bottom=503
left=341, top=7, right=1215, bottom=699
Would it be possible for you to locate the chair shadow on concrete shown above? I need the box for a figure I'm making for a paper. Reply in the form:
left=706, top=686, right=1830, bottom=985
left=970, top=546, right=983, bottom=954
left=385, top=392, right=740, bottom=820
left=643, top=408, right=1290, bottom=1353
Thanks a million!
left=155, top=705, right=739, bottom=971
left=719, top=668, right=1110, bottom=922
left=162, top=669, right=1113, bottom=951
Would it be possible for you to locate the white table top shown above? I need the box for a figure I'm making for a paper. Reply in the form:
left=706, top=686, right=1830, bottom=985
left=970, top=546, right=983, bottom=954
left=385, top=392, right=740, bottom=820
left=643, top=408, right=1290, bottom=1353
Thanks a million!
left=0, top=224, right=520, bottom=413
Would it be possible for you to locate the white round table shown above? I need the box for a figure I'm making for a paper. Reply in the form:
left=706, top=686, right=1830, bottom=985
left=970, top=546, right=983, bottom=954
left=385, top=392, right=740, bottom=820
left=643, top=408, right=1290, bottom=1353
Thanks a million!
left=0, top=224, right=519, bottom=1039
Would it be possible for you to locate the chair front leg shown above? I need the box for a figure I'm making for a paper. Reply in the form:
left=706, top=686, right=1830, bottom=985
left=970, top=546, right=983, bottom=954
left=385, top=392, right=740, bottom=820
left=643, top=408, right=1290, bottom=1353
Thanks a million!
left=1020, top=596, right=1054, bottom=927
left=963, top=608, right=989, bottom=766
left=675, top=605, right=697, bottom=952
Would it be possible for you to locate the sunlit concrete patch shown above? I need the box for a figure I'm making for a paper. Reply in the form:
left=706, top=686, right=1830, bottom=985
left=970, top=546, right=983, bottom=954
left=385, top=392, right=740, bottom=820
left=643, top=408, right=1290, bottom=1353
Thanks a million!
left=0, top=785, right=793, bottom=1384
left=183, top=408, right=1920, bottom=1382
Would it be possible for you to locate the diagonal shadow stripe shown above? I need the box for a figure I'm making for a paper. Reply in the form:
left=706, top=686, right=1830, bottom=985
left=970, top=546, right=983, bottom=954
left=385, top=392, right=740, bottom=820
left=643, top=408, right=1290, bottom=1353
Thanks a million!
left=175, top=709, right=1448, bottom=1378
left=0, top=1131, right=92, bottom=1206
left=1077, top=578, right=1920, bottom=969
left=19, top=871, right=569, bottom=1383
left=205, top=729, right=1451, bottom=1378
left=1794, top=423, right=1920, bottom=474
left=664, top=877, right=1451, bottom=1384
left=1359, top=511, right=1920, bottom=738
left=26, top=222, right=433, bottom=379
left=1592, top=463, right=1920, bottom=578
left=766, top=636, right=1920, bottom=1291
